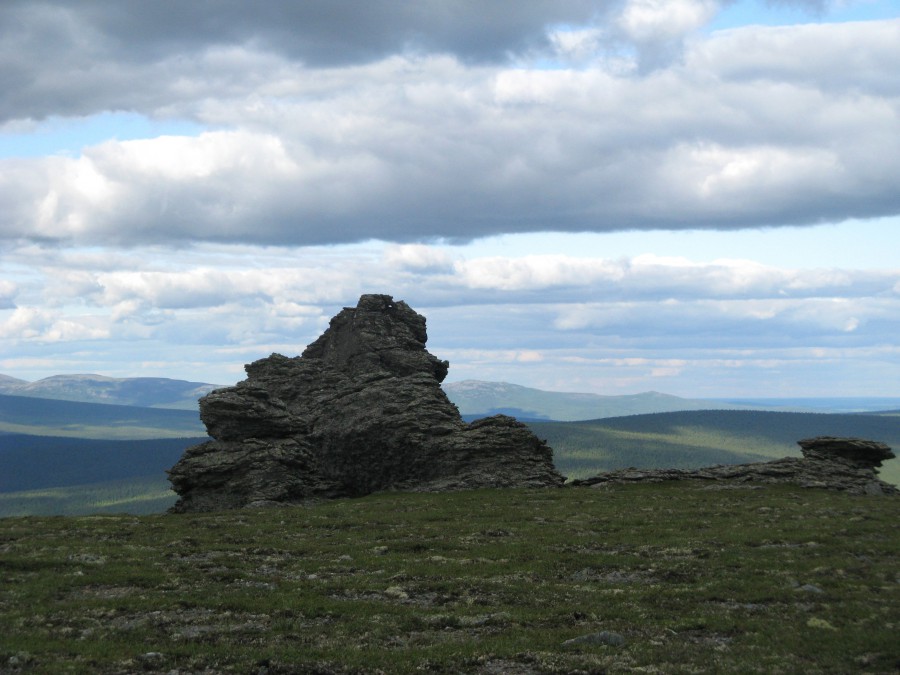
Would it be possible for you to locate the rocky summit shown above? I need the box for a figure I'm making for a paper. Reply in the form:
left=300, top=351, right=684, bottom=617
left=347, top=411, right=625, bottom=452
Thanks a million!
left=571, top=436, right=897, bottom=496
left=168, top=294, right=564, bottom=512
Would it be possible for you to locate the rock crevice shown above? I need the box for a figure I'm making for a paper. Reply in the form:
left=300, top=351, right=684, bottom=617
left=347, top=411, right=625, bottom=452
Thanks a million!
left=168, top=294, right=563, bottom=512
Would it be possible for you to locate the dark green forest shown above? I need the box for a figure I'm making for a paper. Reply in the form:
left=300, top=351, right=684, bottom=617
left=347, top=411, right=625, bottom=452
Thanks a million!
left=0, top=393, right=205, bottom=440
left=1, top=434, right=208, bottom=492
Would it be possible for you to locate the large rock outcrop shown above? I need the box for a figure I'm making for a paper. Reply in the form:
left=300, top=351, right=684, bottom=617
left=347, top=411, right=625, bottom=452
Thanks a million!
left=571, top=436, right=897, bottom=495
left=168, top=294, right=564, bottom=512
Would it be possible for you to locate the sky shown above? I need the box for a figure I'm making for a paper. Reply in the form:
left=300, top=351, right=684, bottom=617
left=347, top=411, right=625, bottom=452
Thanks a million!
left=1, top=0, right=899, bottom=398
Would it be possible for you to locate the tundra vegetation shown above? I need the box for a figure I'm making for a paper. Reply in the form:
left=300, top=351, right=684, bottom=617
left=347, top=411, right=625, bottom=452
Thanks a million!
left=2, top=483, right=898, bottom=673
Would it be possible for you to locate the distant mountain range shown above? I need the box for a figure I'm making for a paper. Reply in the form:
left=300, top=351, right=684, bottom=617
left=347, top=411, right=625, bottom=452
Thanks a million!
left=442, top=379, right=760, bottom=421
left=2, top=373, right=753, bottom=420
left=0, top=373, right=220, bottom=410
left=3, top=373, right=900, bottom=420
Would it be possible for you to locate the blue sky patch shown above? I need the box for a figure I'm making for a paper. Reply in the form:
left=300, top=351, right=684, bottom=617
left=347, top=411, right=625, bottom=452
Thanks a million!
left=0, top=112, right=207, bottom=159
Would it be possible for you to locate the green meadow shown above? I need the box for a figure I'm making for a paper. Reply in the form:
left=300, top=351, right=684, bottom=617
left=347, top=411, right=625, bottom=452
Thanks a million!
left=2, top=483, right=898, bottom=673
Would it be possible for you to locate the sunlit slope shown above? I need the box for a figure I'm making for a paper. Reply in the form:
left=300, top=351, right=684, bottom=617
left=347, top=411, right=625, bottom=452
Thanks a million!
left=0, top=475, right=176, bottom=517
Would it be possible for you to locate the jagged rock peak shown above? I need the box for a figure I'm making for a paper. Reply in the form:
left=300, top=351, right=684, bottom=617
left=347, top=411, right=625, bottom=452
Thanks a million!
left=168, top=294, right=564, bottom=512
left=299, top=294, right=449, bottom=382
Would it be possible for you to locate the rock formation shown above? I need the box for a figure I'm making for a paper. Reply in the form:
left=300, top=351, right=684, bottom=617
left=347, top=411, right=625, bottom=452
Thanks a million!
left=168, top=294, right=564, bottom=512
left=570, top=436, right=897, bottom=495
left=796, top=436, right=894, bottom=469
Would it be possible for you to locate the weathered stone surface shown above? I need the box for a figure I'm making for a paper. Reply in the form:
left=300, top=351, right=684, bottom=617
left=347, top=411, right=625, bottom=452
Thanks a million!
left=798, top=436, right=894, bottom=468
left=570, top=436, right=897, bottom=496
left=563, top=631, right=626, bottom=647
left=168, top=294, right=563, bottom=511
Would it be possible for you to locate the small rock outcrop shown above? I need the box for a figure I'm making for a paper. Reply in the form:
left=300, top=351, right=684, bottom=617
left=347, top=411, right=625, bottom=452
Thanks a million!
left=168, top=294, right=564, bottom=512
left=797, top=436, right=894, bottom=468
left=570, top=436, right=897, bottom=495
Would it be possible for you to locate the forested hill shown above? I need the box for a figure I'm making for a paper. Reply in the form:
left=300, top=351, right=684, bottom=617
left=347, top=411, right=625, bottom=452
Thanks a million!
left=0, top=434, right=207, bottom=493
left=0, top=393, right=206, bottom=439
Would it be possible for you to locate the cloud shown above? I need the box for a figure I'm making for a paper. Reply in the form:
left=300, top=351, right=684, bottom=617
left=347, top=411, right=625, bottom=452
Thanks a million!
left=693, top=17, right=900, bottom=96
left=547, top=295, right=899, bottom=350
left=616, top=0, right=720, bottom=69
left=1, top=2, right=897, bottom=246
left=0, top=280, right=16, bottom=309
left=454, top=255, right=625, bottom=291
left=619, top=0, right=718, bottom=42
left=0, top=0, right=613, bottom=123
left=383, top=244, right=455, bottom=272
left=1, top=1, right=897, bottom=397
left=87, top=266, right=364, bottom=318
left=3, top=235, right=898, bottom=393
left=451, top=253, right=900, bottom=302
left=0, top=306, right=108, bottom=342
left=13, top=242, right=900, bottom=323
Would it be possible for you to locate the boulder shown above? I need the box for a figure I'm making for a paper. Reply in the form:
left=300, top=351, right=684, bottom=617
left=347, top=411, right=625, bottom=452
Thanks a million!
left=797, top=436, right=894, bottom=468
left=168, top=294, right=563, bottom=512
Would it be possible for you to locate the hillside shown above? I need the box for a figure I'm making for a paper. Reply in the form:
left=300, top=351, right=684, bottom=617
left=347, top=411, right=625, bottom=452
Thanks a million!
left=1, top=484, right=897, bottom=673
left=0, top=394, right=209, bottom=518
left=0, top=393, right=206, bottom=439
left=0, top=475, right=178, bottom=517
left=717, top=396, right=900, bottom=414
left=0, top=434, right=208, bottom=493
left=530, top=409, right=900, bottom=486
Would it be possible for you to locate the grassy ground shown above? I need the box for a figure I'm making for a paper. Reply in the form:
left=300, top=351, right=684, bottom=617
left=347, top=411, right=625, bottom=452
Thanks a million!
left=1, top=483, right=898, bottom=674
